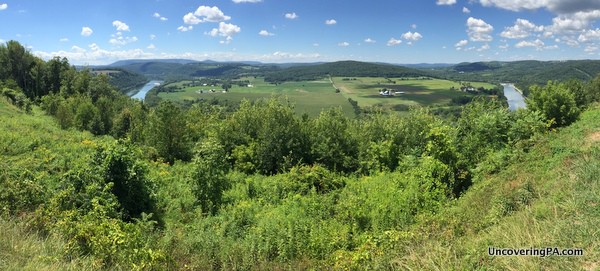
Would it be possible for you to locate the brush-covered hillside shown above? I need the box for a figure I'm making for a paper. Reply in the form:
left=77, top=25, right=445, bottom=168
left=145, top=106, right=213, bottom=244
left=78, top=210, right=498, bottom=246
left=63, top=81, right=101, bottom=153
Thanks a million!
left=2, top=93, right=600, bottom=270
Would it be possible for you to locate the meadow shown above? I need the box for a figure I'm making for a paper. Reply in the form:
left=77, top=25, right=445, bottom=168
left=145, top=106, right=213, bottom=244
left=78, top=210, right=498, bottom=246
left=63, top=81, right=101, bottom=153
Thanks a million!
left=158, top=76, right=498, bottom=114
left=158, top=77, right=354, bottom=116
left=333, top=77, right=497, bottom=110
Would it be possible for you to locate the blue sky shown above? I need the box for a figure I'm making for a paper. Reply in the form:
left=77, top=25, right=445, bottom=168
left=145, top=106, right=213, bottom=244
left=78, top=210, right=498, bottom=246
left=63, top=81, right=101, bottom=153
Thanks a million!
left=2, top=0, right=600, bottom=65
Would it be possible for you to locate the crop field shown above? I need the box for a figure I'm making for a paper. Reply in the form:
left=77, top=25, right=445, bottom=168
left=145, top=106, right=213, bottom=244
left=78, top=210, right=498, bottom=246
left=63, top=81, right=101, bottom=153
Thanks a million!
left=158, top=77, right=355, bottom=116
left=158, top=76, right=498, bottom=115
left=333, top=77, right=497, bottom=109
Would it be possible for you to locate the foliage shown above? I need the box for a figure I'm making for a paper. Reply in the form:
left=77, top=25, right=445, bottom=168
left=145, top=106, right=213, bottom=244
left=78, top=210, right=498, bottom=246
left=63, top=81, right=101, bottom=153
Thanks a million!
left=191, top=138, right=230, bottom=215
left=93, top=139, right=158, bottom=221
left=146, top=100, right=192, bottom=164
left=527, top=81, right=580, bottom=127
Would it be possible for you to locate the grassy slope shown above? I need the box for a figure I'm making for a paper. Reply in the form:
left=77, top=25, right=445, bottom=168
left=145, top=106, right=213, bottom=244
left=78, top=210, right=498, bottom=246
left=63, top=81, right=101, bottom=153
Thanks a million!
left=0, top=99, right=105, bottom=270
left=2, top=97, right=600, bottom=270
left=391, top=105, right=600, bottom=270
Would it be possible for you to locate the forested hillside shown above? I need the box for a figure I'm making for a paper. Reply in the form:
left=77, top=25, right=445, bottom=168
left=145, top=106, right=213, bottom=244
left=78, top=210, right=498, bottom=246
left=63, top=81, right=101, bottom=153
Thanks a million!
left=436, top=60, right=600, bottom=94
left=2, top=40, right=600, bottom=270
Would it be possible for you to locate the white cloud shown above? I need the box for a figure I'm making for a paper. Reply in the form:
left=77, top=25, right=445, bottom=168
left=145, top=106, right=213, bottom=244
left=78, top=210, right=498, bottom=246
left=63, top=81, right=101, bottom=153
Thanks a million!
left=59, top=38, right=69, bottom=42
left=285, top=12, right=298, bottom=20
left=259, top=30, right=274, bottom=36
left=0, top=3, right=7, bottom=10
left=411, top=24, right=417, bottom=29
left=153, top=12, right=168, bottom=21
left=184, top=6, right=231, bottom=25
left=477, top=43, right=490, bottom=51
left=150, top=34, right=156, bottom=40
left=467, top=17, right=494, bottom=42
left=364, top=38, right=376, bottom=43
left=71, top=46, right=86, bottom=53
left=325, top=19, right=337, bottom=25
left=463, top=7, right=471, bottom=13
left=584, top=45, right=599, bottom=52
left=81, top=27, right=93, bottom=37
left=455, top=39, right=468, bottom=50
left=437, top=0, right=457, bottom=5
left=578, top=28, right=600, bottom=42
left=455, top=39, right=469, bottom=47
left=478, top=0, right=600, bottom=14
left=232, top=0, right=262, bottom=3
left=515, top=38, right=545, bottom=50
left=112, top=20, right=130, bottom=31
left=387, top=38, right=402, bottom=46
left=313, top=43, right=320, bottom=47
left=109, top=32, right=138, bottom=46
left=177, top=25, right=193, bottom=32
left=338, top=41, right=350, bottom=47
left=500, top=18, right=544, bottom=39
left=206, top=22, right=241, bottom=44
left=147, top=44, right=156, bottom=49
left=401, top=31, right=423, bottom=41
left=550, top=10, right=600, bottom=33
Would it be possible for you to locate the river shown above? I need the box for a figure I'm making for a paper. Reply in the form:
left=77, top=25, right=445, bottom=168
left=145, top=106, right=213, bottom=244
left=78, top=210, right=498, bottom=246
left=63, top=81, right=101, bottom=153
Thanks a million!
left=501, top=83, right=526, bottom=111
left=130, top=80, right=163, bottom=101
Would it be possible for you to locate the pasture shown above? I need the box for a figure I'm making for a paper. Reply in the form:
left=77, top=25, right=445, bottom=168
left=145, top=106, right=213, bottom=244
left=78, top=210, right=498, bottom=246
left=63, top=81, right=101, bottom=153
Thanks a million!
left=158, top=77, right=355, bottom=116
left=333, top=77, right=497, bottom=110
left=158, top=76, right=498, bottom=116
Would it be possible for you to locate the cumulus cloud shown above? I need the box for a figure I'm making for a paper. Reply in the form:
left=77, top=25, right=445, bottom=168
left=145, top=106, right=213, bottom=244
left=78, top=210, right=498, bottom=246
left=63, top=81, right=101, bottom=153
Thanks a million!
left=338, top=41, right=350, bottom=47
left=109, top=32, right=138, bottom=46
left=325, top=19, right=337, bottom=25
left=477, top=43, right=490, bottom=51
left=259, top=30, right=274, bottom=36
left=500, top=18, right=544, bottom=39
left=147, top=44, right=156, bottom=49
left=479, top=0, right=600, bottom=14
left=184, top=6, right=231, bottom=25
left=177, top=25, right=193, bottom=32
left=232, top=0, right=262, bottom=3
left=463, top=7, right=471, bottom=13
left=467, top=17, right=494, bottom=42
left=401, top=31, right=423, bottom=41
left=150, top=34, right=156, bottom=40
left=81, top=27, right=93, bottom=37
left=549, top=10, right=600, bottom=33
left=387, top=38, right=402, bottom=46
left=578, top=28, right=600, bottom=42
left=59, top=38, right=69, bottom=42
left=34, top=43, right=155, bottom=65
left=285, top=12, right=298, bottom=20
left=437, top=0, right=457, bottom=5
left=206, top=22, right=241, bottom=44
left=515, top=39, right=545, bottom=50
left=364, top=38, right=376, bottom=43
left=112, top=20, right=130, bottom=31
left=153, top=12, right=168, bottom=21
left=0, top=3, right=7, bottom=10
left=455, top=39, right=468, bottom=50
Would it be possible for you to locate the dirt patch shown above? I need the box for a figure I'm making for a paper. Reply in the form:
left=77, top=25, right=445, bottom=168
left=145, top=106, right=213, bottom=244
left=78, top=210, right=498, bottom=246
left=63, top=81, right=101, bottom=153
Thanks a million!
left=587, top=131, right=600, bottom=143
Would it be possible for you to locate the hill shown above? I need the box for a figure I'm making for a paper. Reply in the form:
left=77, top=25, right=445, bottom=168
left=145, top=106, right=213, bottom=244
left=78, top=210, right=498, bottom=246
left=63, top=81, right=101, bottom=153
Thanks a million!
left=437, top=60, right=600, bottom=89
left=2, top=95, right=599, bottom=269
left=264, top=60, right=431, bottom=82
left=91, top=68, right=148, bottom=94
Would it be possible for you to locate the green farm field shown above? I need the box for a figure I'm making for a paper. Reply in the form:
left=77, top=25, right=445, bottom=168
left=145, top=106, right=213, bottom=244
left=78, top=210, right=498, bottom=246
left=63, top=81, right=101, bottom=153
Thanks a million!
left=158, top=77, right=355, bottom=116
left=158, top=76, right=498, bottom=115
left=333, top=77, right=498, bottom=109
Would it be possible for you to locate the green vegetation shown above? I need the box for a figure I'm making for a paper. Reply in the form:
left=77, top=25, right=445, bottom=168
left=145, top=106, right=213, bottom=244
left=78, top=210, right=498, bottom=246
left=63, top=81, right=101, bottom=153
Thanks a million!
left=333, top=76, right=499, bottom=111
left=157, top=77, right=354, bottom=117
left=2, top=40, right=600, bottom=270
